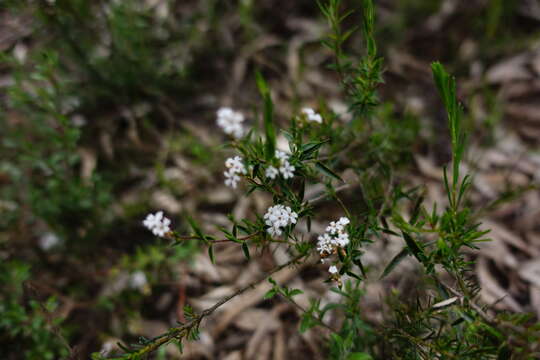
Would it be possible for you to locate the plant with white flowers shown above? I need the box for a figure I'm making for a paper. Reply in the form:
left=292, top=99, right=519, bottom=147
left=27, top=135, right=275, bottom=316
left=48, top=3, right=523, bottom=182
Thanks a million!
left=216, top=107, right=245, bottom=139
left=142, top=211, right=171, bottom=237
left=301, top=107, right=323, bottom=123
left=223, top=156, right=247, bottom=188
left=317, top=217, right=350, bottom=261
left=121, top=2, right=528, bottom=358
left=263, top=150, right=295, bottom=180
left=263, top=204, right=298, bottom=237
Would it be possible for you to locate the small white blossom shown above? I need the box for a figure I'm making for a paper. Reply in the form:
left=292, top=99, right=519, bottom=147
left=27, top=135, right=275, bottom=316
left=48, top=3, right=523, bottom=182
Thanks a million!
left=264, top=204, right=298, bottom=237
left=279, top=160, right=295, bottom=179
left=216, top=107, right=245, bottom=138
left=143, top=211, right=171, bottom=237
left=224, top=156, right=247, bottom=188
left=326, top=221, right=342, bottom=234
left=336, top=232, right=350, bottom=247
left=267, top=225, right=282, bottom=237
left=225, top=156, right=247, bottom=174
left=39, top=232, right=60, bottom=251
left=271, top=150, right=295, bottom=179
left=265, top=165, right=279, bottom=179
left=301, top=107, right=323, bottom=123
left=325, top=217, right=351, bottom=235
left=129, top=271, right=148, bottom=290
left=275, top=150, right=290, bottom=162
left=329, top=265, right=338, bottom=274
left=224, top=170, right=240, bottom=188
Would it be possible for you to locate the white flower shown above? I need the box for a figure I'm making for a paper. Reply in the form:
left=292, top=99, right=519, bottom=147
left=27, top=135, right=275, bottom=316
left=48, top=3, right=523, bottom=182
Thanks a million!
left=326, top=221, right=342, bottom=234
left=224, top=170, right=240, bottom=188
left=317, top=233, right=333, bottom=255
left=265, top=166, right=279, bottom=179
left=279, top=160, right=295, bottom=179
left=325, top=217, right=350, bottom=234
left=266, top=150, right=295, bottom=179
left=275, top=150, right=290, bottom=162
left=267, top=226, right=282, bottom=237
left=225, top=156, right=247, bottom=174
left=224, top=156, right=247, bottom=188
left=328, top=265, right=338, bottom=274
left=39, top=232, right=60, bottom=251
left=336, top=232, right=350, bottom=247
left=317, top=216, right=350, bottom=256
left=217, top=107, right=245, bottom=138
left=143, top=211, right=171, bottom=237
left=143, top=211, right=160, bottom=229
left=302, top=107, right=323, bottom=123
left=264, top=204, right=298, bottom=237
left=129, top=271, right=147, bottom=290
left=152, top=218, right=171, bottom=237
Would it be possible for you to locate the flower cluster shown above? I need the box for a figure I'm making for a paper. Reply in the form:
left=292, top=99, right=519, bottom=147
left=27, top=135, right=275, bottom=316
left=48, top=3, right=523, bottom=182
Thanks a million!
left=264, top=204, right=298, bottom=237
left=266, top=150, right=295, bottom=180
left=143, top=211, right=171, bottom=237
left=216, top=107, right=245, bottom=138
left=301, top=107, right=322, bottom=123
left=224, top=156, right=247, bottom=188
left=317, top=217, right=350, bottom=260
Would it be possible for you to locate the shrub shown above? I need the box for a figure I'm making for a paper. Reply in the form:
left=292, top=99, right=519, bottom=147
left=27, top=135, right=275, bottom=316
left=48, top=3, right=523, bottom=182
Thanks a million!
left=96, top=1, right=539, bottom=359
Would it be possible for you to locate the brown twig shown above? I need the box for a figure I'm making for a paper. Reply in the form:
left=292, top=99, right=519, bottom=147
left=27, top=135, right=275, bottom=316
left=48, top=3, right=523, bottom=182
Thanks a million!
left=113, top=253, right=307, bottom=359
left=305, top=184, right=351, bottom=204
left=437, top=281, right=533, bottom=337
left=172, top=232, right=258, bottom=244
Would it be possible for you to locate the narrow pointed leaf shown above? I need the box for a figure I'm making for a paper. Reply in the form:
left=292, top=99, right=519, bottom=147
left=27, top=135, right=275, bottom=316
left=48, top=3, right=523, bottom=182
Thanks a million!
left=380, top=247, right=409, bottom=279
left=315, top=161, right=343, bottom=182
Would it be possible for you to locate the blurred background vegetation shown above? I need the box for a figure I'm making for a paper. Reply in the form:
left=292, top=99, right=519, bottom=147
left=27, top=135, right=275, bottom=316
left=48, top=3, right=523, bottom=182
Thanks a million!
left=1, top=0, right=539, bottom=358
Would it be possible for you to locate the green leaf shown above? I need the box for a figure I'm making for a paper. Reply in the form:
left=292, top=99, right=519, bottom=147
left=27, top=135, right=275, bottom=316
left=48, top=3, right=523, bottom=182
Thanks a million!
left=347, top=353, right=373, bottom=360
left=431, top=61, right=464, bottom=189
left=263, top=289, right=276, bottom=300
left=288, top=289, right=303, bottom=297
left=298, top=178, right=306, bottom=201
left=353, top=257, right=366, bottom=277
left=224, top=233, right=242, bottom=243
left=241, top=242, right=250, bottom=260
left=402, top=232, right=426, bottom=264
left=187, top=215, right=205, bottom=241
left=315, top=161, right=343, bottom=182
left=381, top=228, right=399, bottom=236
left=208, top=245, right=215, bottom=264
left=299, top=141, right=327, bottom=161
left=409, top=195, right=424, bottom=225
left=255, top=71, right=276, bottom=160
left=299, top=313, right=317, bottom=333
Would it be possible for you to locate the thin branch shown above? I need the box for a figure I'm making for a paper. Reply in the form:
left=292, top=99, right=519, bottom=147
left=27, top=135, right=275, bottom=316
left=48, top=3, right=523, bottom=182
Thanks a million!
left=172, top=232, right=258, bottom=244
left=306, top=184, right=350, bottom=204
left=113, top=253, right=307, bottom=359
left=437, top=281, right=534, bottom=337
